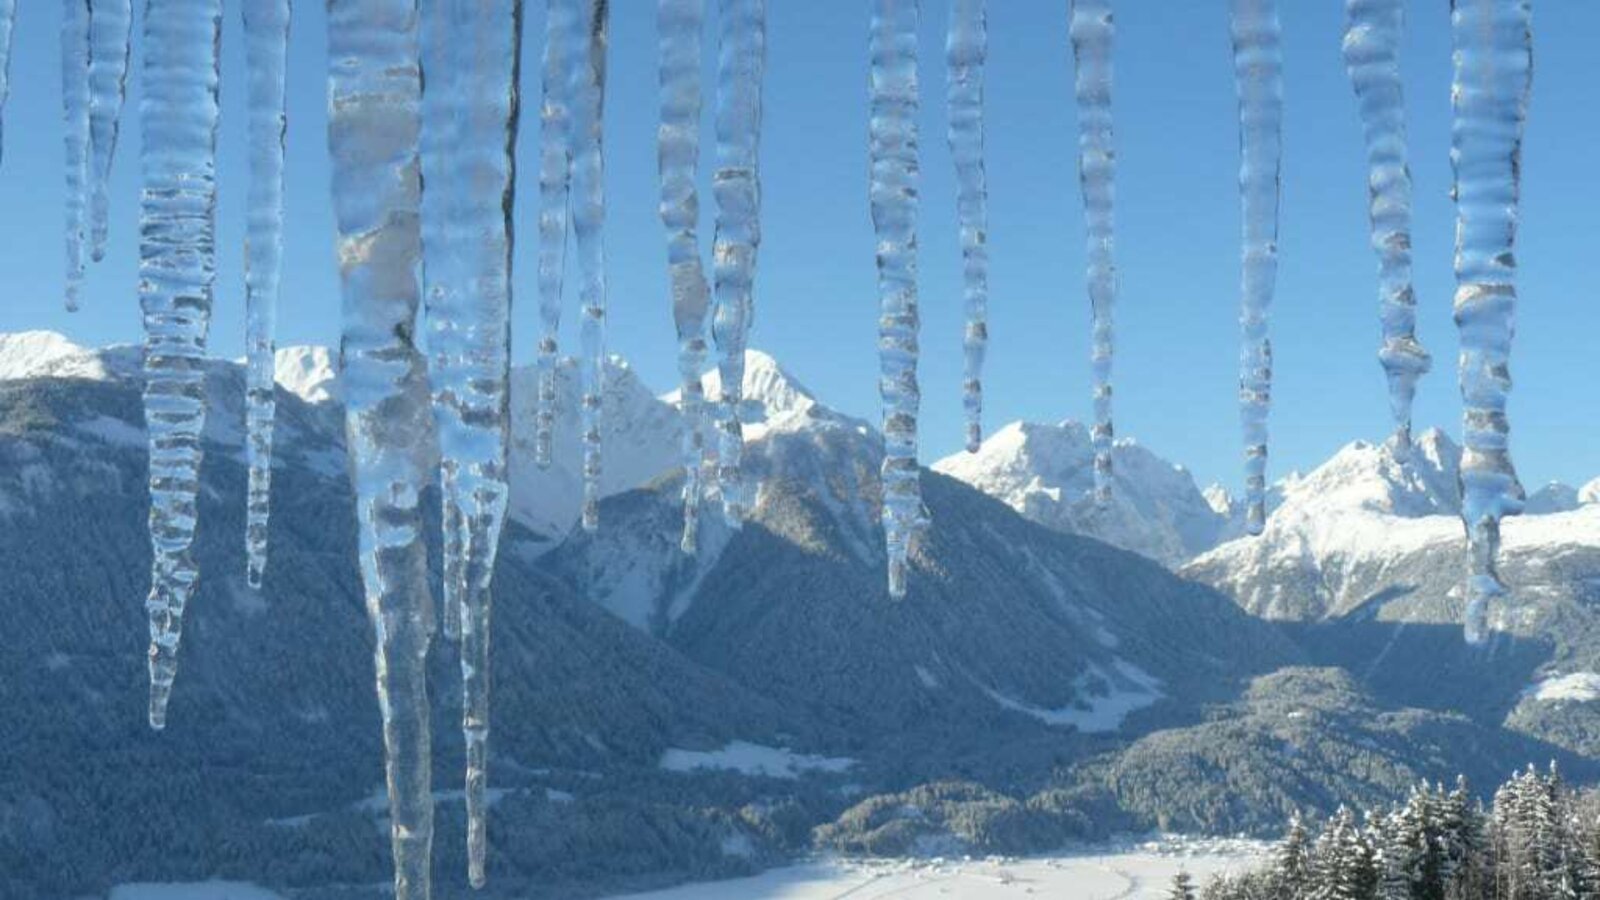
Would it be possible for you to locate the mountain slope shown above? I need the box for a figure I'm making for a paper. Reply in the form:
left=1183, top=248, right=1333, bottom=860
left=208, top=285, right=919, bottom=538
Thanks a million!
left=547, top=394, right=1301, bottom=773
left=1181, top=431, right=1600, bottom=760
left=0, top=360, right=824, bottom=898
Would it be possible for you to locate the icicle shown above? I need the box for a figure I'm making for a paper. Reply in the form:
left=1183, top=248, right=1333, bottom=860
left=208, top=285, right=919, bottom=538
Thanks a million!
left=869, top=0, right=922, bottom=598
left=1228, top=0, right=1281, bottom=537
left=945, top=0, right=987, bottom=455
left=657, top=0, right=712, bottom=553
left=1069, top=0, right=1116, bottom=505
left=1449, top=0, right=1530, bottom=646
left=419, top=0, right=464, bottom=638
left=419, top=0, right=521, bottom=884
left=327, top=0, right=434, bottom=893
left=571, top=0, right=608, bottom=532
left=710, top=0, right=767, bottom=524
left=62, top=0, right=90, bottom=311
left=242, top=0, right=290, bottom=590
left=534, top=0, right=576, bottom=471
left=87, top=0, right=132, bottom=260
left=0, top=0, right=18, bottom=164
left=1343, top=0, right=1429, bottom=459
left=140, top=0, right=222, bottom=729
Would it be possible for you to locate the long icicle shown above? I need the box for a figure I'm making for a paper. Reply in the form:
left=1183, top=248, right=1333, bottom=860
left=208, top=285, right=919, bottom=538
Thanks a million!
left=0, top=0, right=15, bottom=164
left=534, top=0, right=576, bottom=471
left=141, top=0, right=222, bottom=729
left=1449, top=0, right=1530, bottom=645
left=327, top=0, right=435, bottom=893
left=419, top=0, right=464, bottom=640
left=658, top=0, right=713, bottom=552
left=1343, top=0, right=1430, bottom=459
left=945, top=0, right=987, bottom=454
left=710, top=0, right=766, bottom=525
left=455, top=0, right=520, bottom=878
left=242, top=0, right=290, bottom=590
left=1069, top=0, right=1116, bottom=505
left=418, top=0, right=521, bottom=884
left=1228, top=0, right=1282, bottom=537
left=572, top=0, right=608, bottom=532
left=869, top=0, right=922, bottom=598
left=87, top=0, right=132, bottom=260
left=62, top=0, right=91, bottom=311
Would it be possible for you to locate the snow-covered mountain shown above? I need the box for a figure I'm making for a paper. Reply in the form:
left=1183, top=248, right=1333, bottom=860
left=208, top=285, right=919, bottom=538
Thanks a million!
left=6, top=330, right=1597, bottom=895
left=933, top=421, right=1228, bottom=567
left=1180, top=429, right=1600, bottom=764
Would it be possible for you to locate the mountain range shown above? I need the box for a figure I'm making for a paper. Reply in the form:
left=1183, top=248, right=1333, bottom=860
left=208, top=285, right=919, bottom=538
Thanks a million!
left=1, top=330, right=1596, bottom=898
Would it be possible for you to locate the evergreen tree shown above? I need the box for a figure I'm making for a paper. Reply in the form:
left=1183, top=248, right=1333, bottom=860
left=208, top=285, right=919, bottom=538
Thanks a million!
left=1279, top=812, right=1315, bottom=900
left=1170, top=869, right=1198, bottom=900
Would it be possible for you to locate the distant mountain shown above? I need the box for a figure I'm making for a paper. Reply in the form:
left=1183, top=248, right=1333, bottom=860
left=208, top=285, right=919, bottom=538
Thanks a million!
left=0, top=342, right=816, bottom=898
left=933, top=421, right=1228, bottom=567
left=1181, top=431, right=1600, bottom=764
left=3, top=332, right=1594, bottom=896
left=549, top=388, right=1298, bottom=760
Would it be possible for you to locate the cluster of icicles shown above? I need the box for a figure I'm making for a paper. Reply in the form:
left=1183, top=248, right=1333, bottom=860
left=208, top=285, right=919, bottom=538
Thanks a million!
left=0, top=0, right=1534, bottom=893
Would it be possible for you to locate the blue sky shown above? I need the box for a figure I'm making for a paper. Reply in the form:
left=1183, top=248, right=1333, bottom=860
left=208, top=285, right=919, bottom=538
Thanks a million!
left=0, top=1, right=1596, bottom=492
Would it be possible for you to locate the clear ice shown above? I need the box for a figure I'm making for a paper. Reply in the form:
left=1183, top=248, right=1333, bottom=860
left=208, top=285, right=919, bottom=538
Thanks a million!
left=62, top=0, right=91, bottom=311
left=709, top=0, right=767, bottom=524
left=1069, top=0, right=1117, bottom=505
left=419, top=0, right=521, bottom=883
left=869, top=0, right=922, bottom=598
left=945, top=0, right=987, bottom=454
left=1343, top=0, right=1430, bottom=458
left=327, top=0, right=435, bottom=893
left=87, top=0, right=132, bottom=260
left=534, top=0, right=576, bottom=472
left=243, top=0, right=290, bottom=589
left=571, top=0, right=608, bottom=532
left=140, top=0, right=222, bottom=729
left=1449, top=0, right=1531, bottom=645
left=1229, top=0, right=1282, bottom=537
left=0, top=0, right=14, bottom=163
left=657, top=0, right=713, bottom=552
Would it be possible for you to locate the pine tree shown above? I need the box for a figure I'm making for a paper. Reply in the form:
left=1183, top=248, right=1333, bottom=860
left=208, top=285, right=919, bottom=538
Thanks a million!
left=1170, top=869, right=1198, bottom=900
left=1279, top=812, right=1316, bottom=900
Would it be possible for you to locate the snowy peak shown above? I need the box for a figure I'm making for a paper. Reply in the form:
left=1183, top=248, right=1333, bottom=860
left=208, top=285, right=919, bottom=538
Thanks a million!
left=1526, top=481, right=1581, bottom=515
left=933, top=420, right=1226, bottom=567
left=274, top=346, right=339, bottom=404
left=507, top=355, right=684, bottom=539
left=1270, top=429, right=1461, bottom=523
left=0, top=331, right=133, bottom=382
left=664, top=348, right=820, bottom=426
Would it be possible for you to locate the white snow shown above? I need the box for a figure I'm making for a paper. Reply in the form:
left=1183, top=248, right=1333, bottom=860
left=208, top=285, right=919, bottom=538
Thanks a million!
left=272, top=346, right=338, bottom=404
left=659, top=741, right=856, bottom=779
left=108, top=883, right=286, bottom=900
left=1527, top=672, right=1600, bottom=704
left=0, top=331, right=129, bottom=381
left=933, top=420, right=1227, bottom=567
left=984, top=660, right=1163, bottom=733
left=607, top=838, right=1268, bottom=899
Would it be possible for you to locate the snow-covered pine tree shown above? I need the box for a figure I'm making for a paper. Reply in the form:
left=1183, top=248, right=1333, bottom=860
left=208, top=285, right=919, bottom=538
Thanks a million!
left=1312, top=805, right=1377, bottom=900
left=1170, top=869, right=1199, bottom=900
left=1280, top=811, right=1316, bottom=900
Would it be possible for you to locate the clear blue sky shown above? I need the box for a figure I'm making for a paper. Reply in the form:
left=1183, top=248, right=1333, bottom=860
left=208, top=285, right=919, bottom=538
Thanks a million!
left=1, top=1, right=1596, bottom=492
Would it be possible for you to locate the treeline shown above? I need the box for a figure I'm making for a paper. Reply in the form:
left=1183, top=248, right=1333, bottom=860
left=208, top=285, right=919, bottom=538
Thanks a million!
left=1174, top=765, right=1600, bottom=900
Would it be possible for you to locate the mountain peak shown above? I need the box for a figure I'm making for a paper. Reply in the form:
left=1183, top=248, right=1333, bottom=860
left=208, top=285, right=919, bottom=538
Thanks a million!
left=274, top=345, right=339, bottom=404
left=663, top=348, right=820, bottom=426
left=0, top=330, right=126, bottom=382
left=1267, top=429, right=1461, bottom=523
left=933, top=419, right=1225, bottom=567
